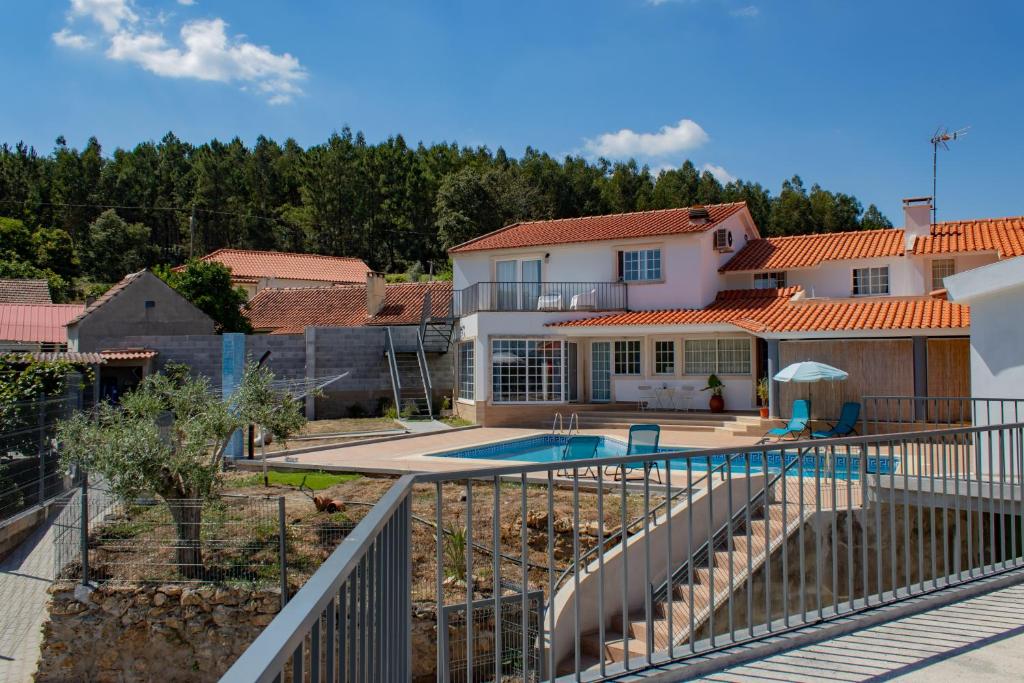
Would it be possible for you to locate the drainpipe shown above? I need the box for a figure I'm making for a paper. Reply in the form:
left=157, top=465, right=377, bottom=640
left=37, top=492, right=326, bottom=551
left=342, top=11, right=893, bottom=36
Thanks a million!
left=766, top=339, right=780, bottom=419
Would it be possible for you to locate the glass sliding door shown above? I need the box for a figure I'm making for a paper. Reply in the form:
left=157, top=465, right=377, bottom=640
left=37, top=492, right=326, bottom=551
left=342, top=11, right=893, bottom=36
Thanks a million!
left=591, top=341, right=611, bottom=402
left=495, top=260, right=517, bottom=311
left=521, top=259, right=542, bottom=310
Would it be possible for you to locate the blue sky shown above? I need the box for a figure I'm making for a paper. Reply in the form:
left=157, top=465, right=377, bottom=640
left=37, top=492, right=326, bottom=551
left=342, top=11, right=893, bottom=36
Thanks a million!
left=2, top=0, right=1022, bottom=223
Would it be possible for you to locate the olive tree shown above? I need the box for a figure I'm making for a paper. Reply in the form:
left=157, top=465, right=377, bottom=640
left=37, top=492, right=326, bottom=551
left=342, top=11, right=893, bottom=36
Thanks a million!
left=57, top=363, right=305, bottom=577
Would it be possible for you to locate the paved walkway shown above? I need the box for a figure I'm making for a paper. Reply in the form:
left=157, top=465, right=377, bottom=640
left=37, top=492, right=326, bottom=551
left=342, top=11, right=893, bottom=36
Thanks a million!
left=698, top=582, right=1024, bottom=682
left=0, top=509, right=61, bottom=683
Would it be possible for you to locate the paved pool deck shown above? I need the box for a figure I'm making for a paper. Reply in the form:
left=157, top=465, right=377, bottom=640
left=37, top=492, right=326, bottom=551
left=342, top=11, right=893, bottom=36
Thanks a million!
left=257, top=427, right=763, bottom=475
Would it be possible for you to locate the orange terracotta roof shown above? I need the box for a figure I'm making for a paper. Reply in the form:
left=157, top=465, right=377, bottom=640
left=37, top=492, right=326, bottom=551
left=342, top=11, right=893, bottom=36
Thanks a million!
left=0, top=303, right=85, bottom=343
left=912, top=216, right=1024, bottom=257
left=448, top=202, right=749, bottom=253
left=188, top=249, right=371, bottom=284
left=721, top=229, right=906, bottom=272
left=549, top=287, right=968, bottom=334
left=245, top=281, right=452, bottom=334
left=100, top=348, right=159, bottom=361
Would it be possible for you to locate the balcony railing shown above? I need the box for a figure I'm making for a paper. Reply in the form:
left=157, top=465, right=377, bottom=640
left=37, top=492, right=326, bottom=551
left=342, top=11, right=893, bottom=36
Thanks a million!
left=452, top=281, right=628, bottom=316
left=223, top=396, right=1024, bottom=682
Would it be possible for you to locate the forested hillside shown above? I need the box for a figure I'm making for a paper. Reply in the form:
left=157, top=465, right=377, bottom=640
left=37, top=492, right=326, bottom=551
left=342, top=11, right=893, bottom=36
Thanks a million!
left=0, top=130, right=893, bottom=299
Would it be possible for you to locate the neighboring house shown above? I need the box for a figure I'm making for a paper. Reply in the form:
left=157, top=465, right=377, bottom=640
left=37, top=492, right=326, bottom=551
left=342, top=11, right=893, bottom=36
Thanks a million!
left=244, top=275, right=452, bottom=333
left=945, top=256, right=1024, bottom=418
left=66, top=270, right=216, bottom=401
left=0, top=279, right=52, bottom=304
left=185, top=248, right=372, bottom=297
left=0, top=303, right=84, bottom=353
left=448, top=198, right=1016, bottom=426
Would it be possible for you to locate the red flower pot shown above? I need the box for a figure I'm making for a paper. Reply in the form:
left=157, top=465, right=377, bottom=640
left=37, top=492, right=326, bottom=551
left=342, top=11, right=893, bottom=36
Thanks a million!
left=709, top=394, right=725, bottom=413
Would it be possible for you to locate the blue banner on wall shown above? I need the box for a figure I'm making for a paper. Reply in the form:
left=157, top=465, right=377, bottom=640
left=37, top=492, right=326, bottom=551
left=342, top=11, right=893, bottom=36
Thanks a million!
left=222, top=333, right=246, bottom=458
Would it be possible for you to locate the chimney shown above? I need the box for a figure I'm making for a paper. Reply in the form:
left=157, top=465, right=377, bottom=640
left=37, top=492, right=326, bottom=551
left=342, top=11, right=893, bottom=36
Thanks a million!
left=366, top=271, right=386, bottom=317
left=688, top=205, right=711, bottom=223
left=902, top=197, right=933, bottom=250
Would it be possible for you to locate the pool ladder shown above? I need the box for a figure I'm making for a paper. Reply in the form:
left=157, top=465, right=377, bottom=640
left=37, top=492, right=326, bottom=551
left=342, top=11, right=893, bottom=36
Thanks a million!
left=551, top=412, right=580, bottom=438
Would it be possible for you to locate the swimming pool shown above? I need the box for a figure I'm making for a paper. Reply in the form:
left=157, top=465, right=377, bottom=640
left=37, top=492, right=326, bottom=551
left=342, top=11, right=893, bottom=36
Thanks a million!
left=434, top=434, right=897, bottom=478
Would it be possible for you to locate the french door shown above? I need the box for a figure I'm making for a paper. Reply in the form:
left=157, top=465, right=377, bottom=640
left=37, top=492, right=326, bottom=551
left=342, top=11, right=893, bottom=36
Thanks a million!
left=591, top=341, right=611, bottom=402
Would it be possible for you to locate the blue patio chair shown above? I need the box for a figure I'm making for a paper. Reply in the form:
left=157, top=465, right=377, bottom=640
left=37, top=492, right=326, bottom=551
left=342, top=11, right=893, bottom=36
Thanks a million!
left=812, top=401, right=861, bottom=439
left=613, top=424, right=663, bottom=483
left=557, top=435, right=601, bottom=478
left=758, top=399, right=811, bottom=443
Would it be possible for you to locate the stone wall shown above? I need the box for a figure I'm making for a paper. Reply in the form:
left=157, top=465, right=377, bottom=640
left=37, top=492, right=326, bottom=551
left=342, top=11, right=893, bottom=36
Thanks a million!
left=37, top=583, right=280, bottom=682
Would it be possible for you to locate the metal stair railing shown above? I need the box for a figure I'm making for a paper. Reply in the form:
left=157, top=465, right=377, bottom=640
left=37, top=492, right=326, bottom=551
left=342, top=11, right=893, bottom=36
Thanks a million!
left=384, top=327, right=402, bottom=413
left=415, top=326, right=433, bottom=418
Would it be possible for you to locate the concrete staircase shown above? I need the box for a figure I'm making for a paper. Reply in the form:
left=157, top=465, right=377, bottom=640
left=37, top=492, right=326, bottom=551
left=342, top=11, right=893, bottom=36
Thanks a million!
left=561, top=483, right=810, bottom=674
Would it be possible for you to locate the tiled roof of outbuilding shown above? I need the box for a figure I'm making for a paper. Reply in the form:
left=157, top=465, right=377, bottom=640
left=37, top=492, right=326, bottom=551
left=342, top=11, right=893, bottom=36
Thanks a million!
left=0, top=279, right=52, bottom=304
left=912, top=216, right=1024, bottom=258
left=188, top=249, right=371, bottom=284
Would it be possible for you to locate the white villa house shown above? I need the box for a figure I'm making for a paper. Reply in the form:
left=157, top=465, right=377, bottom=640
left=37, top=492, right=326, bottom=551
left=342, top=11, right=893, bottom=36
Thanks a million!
left=449, top=197, right=1024, bottom=426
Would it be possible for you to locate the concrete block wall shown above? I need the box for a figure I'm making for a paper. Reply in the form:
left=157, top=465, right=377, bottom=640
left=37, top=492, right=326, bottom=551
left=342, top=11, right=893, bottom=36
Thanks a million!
left=100, top=327, right=455, bottom=420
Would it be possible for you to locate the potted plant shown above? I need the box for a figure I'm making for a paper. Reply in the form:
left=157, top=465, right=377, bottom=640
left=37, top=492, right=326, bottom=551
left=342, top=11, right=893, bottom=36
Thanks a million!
left=439, top=395, right=453, bottom=418
left=702, top=374, right=725, bottom=413
left=756, top=377, right=770, bottom=419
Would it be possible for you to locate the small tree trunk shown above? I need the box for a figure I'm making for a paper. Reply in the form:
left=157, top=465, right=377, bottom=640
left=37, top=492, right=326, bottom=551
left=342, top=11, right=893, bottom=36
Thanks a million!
left=166, top=497, right=203, bottom=579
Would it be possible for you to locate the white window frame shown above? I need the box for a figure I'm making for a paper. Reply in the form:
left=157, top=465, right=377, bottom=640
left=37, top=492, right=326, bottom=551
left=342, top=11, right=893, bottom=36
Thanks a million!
left=653, top=340, right=675, bottom=375
left=614, top=340, right=641, bottom=375
left=457, top=341, right=475, bottom=401
left=931, top=258, right=955, bottom=292
left=852, top=266, right=890, bottom=296
left=618, top=248, right=662, bottom=282
left=684, top=338, right=751, bottom=376
left=490, top=338, right=567, bottom=404
left=753, top=271, right=787, bottom=289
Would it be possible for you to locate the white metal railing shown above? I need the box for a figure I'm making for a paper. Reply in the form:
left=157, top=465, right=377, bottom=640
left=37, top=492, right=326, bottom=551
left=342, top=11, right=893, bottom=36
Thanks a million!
left=224, top=406, right=1024, bottom=682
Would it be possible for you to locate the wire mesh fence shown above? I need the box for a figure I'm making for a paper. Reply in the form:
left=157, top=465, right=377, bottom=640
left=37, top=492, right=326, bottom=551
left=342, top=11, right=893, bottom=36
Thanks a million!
left=55, top=487, right=287, bottom=586
left=441, top=591, right=544, bottom=683
left=0, top=395, right=80, bottom=523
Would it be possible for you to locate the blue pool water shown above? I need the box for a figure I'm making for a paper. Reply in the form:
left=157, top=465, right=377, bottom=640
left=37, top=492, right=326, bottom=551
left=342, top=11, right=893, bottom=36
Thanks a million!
left=436, top=434, right=897, bottom=479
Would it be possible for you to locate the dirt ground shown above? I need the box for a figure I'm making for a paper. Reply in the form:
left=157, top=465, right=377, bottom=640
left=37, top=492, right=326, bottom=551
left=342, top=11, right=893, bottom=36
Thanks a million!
left=260, top=417, right=403, bottom=453
left=78, top=471, right=665, bottom=604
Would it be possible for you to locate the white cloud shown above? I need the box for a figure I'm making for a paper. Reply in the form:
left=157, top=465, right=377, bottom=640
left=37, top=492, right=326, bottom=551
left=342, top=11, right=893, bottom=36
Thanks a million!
left=702, top=163, right=736, bottom=184
left=53, top=0, right=306, bottom=104
left=107, top=19, right=306, bottom=103
left=177, top=0, right=196, bottom=5
left=52, top=28, right=93, bottom=49
left=584, top=119, right=709, bottom=159
left=69, top=0, right=138, bottom=33
left=730, top=5, right=759, bottom=17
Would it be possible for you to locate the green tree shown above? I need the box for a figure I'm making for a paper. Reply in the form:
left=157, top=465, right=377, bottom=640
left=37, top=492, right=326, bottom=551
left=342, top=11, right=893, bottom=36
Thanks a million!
left=434, top=167, right=503, bottom=249
left=84, top=209, right=153, bottom=281
left=861, top=204, right=893, bottom=230
left=767, top=176, right=815, bottom=236
left=157, top=260, right=252, bottom=333
left=0, top=258, right=69, bottom=302
left=33, top=227, right=79, bottom=281
left=57, top=365, right=305, bottom=576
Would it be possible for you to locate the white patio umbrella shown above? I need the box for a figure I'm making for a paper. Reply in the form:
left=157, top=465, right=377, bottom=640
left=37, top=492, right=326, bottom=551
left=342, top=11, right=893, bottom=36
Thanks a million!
left=773, top=361, right=848, bottom=384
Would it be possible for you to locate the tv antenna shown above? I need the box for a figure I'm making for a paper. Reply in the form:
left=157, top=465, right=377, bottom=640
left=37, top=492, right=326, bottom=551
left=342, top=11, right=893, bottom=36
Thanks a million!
left=930, top=126, right=969, bottom=223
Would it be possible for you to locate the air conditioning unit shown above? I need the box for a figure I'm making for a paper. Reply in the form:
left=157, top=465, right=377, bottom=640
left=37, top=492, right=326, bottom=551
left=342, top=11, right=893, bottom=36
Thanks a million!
left=713, top=228, right=733, bottom=252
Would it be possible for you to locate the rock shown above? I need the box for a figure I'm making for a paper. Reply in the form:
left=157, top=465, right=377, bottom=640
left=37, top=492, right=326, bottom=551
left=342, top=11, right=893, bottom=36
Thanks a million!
left=153, top=592, right=167, bottom=607
left=525, top=510, right=549, bottom=529
left=180, top=589, right=202, bottom=607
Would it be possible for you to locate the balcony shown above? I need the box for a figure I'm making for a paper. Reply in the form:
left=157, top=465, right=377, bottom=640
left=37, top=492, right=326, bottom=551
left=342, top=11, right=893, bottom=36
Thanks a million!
left=452, top=281, right=628, bottom=316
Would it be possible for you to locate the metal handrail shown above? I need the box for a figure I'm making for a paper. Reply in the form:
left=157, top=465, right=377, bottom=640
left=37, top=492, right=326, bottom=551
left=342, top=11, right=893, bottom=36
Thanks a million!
left=551, top=449, right=747, bottom=598
left=415, top=327, right=433, bottom=417
left=551, top=412, right=564, bottom=436
left=220, top=474, right=417, bottom=682
left=652, top=446, right=809, bottom=605
left=452, top=280, right=628, bottom=316
left=384, top=327, right=402, bottom=412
